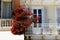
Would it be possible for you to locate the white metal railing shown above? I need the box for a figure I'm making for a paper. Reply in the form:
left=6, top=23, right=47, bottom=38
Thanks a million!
left=0, top=19, right=13, bottom=28
left=25, top=23, right=60, bottom=35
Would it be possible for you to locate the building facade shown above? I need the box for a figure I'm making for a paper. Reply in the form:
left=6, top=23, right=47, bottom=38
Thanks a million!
left=23, top=0, right=60, bottom=40
left=22, top=0, right=60, bottom=35
left=1, top=0, right=60, bottom=35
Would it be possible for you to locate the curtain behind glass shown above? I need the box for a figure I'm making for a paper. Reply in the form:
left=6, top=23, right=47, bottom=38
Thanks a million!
left=2, top=2, right=12, bottom=18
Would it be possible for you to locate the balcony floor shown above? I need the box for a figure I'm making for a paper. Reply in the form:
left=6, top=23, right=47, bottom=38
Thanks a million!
left=0, top=31, right=24, bottom=40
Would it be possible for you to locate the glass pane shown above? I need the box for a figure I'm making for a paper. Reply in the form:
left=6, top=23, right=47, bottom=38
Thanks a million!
left=38, top=15, right=42, bottom=23
left=38, top=9, right=42, bottom=14
left=2, top=2, right=12, bottom=18
left=34, top=15, right=37, bottom=18
left=33, top=9, right=37, bottom=14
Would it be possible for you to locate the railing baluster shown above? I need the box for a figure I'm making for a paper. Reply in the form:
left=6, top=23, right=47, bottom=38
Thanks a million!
left=0, top=19, right=13, bottom=30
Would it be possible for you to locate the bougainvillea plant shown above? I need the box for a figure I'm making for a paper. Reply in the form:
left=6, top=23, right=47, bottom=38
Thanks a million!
left=11, top=5, right=40, bottom=35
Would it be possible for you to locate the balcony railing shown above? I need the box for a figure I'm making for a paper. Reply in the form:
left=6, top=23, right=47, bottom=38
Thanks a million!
left=25, top=23, right=60, bottom=35
left=0, top=19, right=13, bottom=31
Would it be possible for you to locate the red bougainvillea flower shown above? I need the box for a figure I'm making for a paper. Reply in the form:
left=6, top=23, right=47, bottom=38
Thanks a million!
left=11, top=5, right=40, bottom=35
left=35, top=16, right=40, bottom=22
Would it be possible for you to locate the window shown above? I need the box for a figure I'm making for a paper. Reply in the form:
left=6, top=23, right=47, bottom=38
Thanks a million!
left=2, top=2, right=12, bottom=18
left=32, top=7, right=49, bottom=34
left=0, top=1, right=12, bottom=19
left=33, top=9, right=37, bottom=27
left=38, top=9, right=42, bottom=23
left=33, top=9, right=42, bottom=27
left=38, top=9, right=42, bottom=27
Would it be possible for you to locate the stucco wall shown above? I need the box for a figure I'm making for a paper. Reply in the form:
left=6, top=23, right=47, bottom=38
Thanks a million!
left=14, top=0, right=60, bottom=34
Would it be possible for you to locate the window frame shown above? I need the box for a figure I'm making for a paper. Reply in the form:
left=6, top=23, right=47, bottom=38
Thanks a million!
left=31, top=6, right=44, bottom=28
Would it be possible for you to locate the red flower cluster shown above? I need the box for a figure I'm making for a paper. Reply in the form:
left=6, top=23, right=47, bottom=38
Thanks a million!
left=11, top=5, right=40, bottom=35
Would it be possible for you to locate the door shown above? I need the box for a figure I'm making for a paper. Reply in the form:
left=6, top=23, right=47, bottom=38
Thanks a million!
left=31, top=7, right=43, bottom=34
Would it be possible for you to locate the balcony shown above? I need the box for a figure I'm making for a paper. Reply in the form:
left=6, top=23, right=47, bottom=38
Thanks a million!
left=0, top=19, right=13, bottom=31
left=25, top=23, right=60, bottom=35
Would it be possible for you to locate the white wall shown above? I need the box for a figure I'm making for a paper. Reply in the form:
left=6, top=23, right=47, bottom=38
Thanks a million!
left=21, top=0, right=60, bottom=5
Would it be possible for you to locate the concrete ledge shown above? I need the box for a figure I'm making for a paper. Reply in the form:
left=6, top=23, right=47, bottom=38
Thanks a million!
left=0, top=27, right=11, bottom=31
left=24, top=34, right=60, bottom=40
